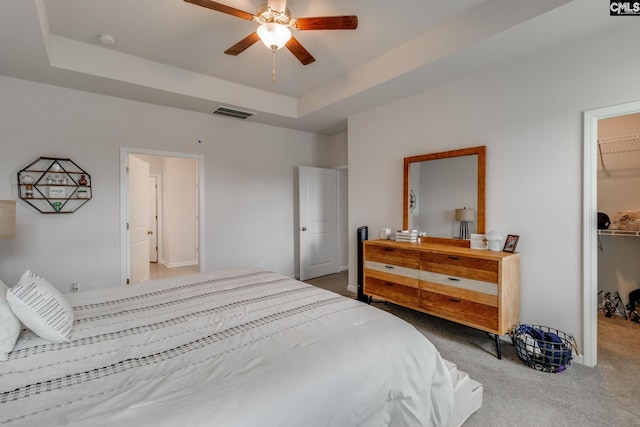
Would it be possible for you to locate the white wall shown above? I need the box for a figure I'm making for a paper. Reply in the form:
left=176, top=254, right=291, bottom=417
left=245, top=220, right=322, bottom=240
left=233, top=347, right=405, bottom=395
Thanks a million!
left=327, top=132, right=348, bottom=167
left=137, top=155, right=163, bottom=175
left=162, top=156, right=198, bottom=267
left=348, top=22, right=640, bottom=351
left=330, top=132, right=349, bottom=270
left=597, top=113, right=640, bottom=300
left=338, top=169, right=348, bottom=270
left=0, top=76, right=346, bottom=292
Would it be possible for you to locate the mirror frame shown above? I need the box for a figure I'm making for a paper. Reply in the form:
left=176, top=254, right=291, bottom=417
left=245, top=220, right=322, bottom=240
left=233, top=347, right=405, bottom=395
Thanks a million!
left=403, top=145, right=486, bottom=244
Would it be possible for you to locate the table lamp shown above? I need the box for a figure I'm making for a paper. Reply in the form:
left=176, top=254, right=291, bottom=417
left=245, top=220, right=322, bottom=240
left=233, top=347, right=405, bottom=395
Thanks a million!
left=455, top=207, right=475, bottom=240
left=0, top=200, right=16, bottom=240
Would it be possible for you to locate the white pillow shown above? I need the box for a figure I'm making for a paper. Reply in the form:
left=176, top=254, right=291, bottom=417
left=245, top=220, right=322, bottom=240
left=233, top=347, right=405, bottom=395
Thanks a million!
left=7, top=270, right=74, bottom=343
left=0, top=279, right=21, bottom=361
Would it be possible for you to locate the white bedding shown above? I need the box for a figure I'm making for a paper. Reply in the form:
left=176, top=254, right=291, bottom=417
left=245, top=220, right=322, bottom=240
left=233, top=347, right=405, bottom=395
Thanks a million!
left=1, top=268, right=453, bottom=426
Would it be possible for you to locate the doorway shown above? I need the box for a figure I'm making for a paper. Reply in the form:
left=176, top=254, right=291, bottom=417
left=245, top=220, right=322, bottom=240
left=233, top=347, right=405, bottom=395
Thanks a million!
left=298, top=166, right=339, bottom=281
left=149, top=174, right=160, bottom=264
left=583, top=100, right=640, bottom=367
left=298, top=166, right=348, bottom=282
left=120, top=148, right=205, bottom=285
left=595, top=112, right=640, bottom=374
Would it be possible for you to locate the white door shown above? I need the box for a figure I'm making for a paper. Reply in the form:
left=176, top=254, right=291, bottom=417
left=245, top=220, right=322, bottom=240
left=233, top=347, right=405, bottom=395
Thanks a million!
left=129, top=155, right=150, bottom=283
left=149, top=176, right=159, bottom=263
left=299, top=166, right=339, bottom=281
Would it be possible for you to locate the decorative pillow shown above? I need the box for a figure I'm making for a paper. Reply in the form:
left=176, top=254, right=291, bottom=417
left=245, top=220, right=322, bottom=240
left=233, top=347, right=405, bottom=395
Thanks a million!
left=6, top=270, right=73, bottom=343
left=0, top=279, right=21, bottom=361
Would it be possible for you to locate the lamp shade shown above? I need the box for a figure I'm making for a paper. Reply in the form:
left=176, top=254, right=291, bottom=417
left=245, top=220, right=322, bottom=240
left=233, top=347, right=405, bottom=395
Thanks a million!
left=0, top=200, right=16, bottom=240
left=455, top=208, right=475, bottom=222
left=257, top=22, right=292, bottom=50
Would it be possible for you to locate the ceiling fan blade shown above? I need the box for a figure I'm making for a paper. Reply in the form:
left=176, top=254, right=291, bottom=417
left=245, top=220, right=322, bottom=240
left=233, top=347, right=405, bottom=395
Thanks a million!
left=224, top=32, right=260, bottom=55
left=184, top=0, right=255, bottom=21
left=267, top=0, right=287, bottom=14
left=285, top=37, right=315, bottom=65
left=293, top=16, right=358, bottom=31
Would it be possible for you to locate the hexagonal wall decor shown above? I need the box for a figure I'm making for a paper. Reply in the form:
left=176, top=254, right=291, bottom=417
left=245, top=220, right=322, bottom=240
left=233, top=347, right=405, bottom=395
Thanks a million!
left=17, top=157, right=92, bottom=213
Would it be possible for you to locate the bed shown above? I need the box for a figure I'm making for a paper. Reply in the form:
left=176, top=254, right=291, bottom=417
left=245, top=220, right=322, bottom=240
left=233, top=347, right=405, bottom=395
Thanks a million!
left=1, top=268, right=456, bottom=426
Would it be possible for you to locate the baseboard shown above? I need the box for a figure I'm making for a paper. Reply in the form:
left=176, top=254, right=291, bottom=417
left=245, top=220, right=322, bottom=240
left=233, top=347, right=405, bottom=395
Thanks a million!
left=342, top=266, right=354, bottom=292
left=160, top=260, right=198, bottom=268
left=572, top=353, right=585, bottom=365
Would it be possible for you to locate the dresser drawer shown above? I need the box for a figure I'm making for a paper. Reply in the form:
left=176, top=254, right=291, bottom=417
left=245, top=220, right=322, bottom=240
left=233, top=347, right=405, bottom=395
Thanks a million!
left=419, top=271, right=497, bottom=302
left=420, top=252, right=498, bottom=283
left=365, top=277, right=419, bottom=307
left=365, top=244, right=419, bottom=269
left=365, top=261, right=419, bottom=283
left=419, top=289, right=498, bottom=332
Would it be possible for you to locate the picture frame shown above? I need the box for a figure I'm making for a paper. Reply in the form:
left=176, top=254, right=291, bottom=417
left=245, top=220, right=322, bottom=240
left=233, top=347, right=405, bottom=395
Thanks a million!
left=49, top=186, right=65, bottom=198
left=503, top=234, right=520, bottom=253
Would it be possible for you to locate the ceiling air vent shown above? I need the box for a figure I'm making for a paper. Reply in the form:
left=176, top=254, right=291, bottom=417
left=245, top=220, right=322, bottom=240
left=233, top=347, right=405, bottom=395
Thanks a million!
left=213, top=106, right=255, bottom=120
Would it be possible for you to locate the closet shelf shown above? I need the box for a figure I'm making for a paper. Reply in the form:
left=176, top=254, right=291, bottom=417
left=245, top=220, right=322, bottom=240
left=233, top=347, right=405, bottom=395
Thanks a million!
left=598, top=133, right=640, bottom=151
left=598, top=134, right=640, bottom=172
left=598, top=230, right=640, bottom=237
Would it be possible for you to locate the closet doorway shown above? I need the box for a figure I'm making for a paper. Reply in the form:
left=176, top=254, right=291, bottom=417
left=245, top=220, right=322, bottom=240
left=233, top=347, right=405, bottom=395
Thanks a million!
left=597, top=113, right=640, bottom=310
left=120, top=148, right=205, bottom=285
left=596, top=113, right=640, bottom=371
left=583, top=100, right=640, bottom=367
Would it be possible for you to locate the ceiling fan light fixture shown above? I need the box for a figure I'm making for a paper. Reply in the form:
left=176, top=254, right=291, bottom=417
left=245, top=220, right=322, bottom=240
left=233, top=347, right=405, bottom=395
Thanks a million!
left=257, top=22, right=291, bottom=51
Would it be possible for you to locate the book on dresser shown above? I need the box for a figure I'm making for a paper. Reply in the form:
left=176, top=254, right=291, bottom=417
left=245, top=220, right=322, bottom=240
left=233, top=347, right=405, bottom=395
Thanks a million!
left=362, top=239, right=520, bottom=359
left=395, top=230, right=419, bottom=242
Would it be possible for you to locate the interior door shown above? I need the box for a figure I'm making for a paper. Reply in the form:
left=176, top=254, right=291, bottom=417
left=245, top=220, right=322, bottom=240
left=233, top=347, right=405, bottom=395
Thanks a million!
left=299, top=166, right=339, bottom=281
left=148, top=176, right=158, bottom=263
left=129, top=155, right=150, bottom=283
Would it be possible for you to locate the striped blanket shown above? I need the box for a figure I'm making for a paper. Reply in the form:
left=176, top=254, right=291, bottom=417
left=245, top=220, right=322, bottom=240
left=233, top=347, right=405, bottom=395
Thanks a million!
left=1, top=268, right=452, bottom=426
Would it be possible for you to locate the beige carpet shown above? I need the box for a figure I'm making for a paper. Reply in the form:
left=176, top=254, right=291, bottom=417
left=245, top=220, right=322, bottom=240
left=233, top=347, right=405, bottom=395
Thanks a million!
left=305, top=272, right=639, bottom=426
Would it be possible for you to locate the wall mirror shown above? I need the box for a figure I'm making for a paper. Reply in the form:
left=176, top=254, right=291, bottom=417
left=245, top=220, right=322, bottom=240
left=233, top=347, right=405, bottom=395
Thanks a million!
left=403, top=146, right=486, bottom=243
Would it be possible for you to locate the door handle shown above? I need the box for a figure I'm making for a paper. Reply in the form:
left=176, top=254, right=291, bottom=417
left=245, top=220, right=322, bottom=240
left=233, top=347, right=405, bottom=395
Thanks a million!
left=301, top=227, right=307, bottom=231
left=147, top=230, right=153, bottom=235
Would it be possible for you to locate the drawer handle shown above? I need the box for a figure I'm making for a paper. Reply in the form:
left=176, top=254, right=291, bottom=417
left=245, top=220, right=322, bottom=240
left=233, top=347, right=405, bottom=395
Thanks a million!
left=448, top=298, right=461, bottom=303
left=447, top=277, right=461, bottom=282
left=384, top=265, right=395, bottom=269
left=384, top=282, right=395, bottom=287
left=448, top=256, right=461, bottom=260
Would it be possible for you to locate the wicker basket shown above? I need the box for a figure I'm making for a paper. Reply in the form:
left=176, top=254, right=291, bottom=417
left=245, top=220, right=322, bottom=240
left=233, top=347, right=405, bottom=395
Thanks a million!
left=510, top=324, right=577, bottom=373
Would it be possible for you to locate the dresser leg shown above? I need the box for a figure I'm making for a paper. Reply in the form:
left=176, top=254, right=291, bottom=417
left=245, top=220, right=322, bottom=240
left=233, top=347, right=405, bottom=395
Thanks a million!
left=494, top=334, right=502, bottom=359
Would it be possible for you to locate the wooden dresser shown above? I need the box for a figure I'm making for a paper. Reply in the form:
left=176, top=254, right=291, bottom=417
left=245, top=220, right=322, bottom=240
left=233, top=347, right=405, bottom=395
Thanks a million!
left=363, top=239, right=520, bottom=358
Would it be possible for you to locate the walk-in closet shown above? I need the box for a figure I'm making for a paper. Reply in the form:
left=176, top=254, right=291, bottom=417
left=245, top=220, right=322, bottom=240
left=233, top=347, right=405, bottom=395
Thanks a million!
left=597, top=113, right=640, bottom=322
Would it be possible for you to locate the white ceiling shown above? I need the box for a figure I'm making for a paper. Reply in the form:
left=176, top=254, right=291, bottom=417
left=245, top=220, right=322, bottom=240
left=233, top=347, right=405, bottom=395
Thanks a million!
left=0, top=0, right=630, bottom=134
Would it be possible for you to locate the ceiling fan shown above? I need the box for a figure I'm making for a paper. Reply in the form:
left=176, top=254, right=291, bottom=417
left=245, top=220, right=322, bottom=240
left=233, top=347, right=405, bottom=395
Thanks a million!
left=184, top=0, right=358, bottom=66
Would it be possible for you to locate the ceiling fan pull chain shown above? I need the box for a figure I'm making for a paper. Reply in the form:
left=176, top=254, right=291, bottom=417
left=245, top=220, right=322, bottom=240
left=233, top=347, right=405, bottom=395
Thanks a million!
left=272, top=49, right=277, bottom=83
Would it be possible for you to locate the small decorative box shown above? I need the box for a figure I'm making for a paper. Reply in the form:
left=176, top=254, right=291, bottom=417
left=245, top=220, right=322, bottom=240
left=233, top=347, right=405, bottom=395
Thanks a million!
left=470, top=234, right=488, bottom=250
